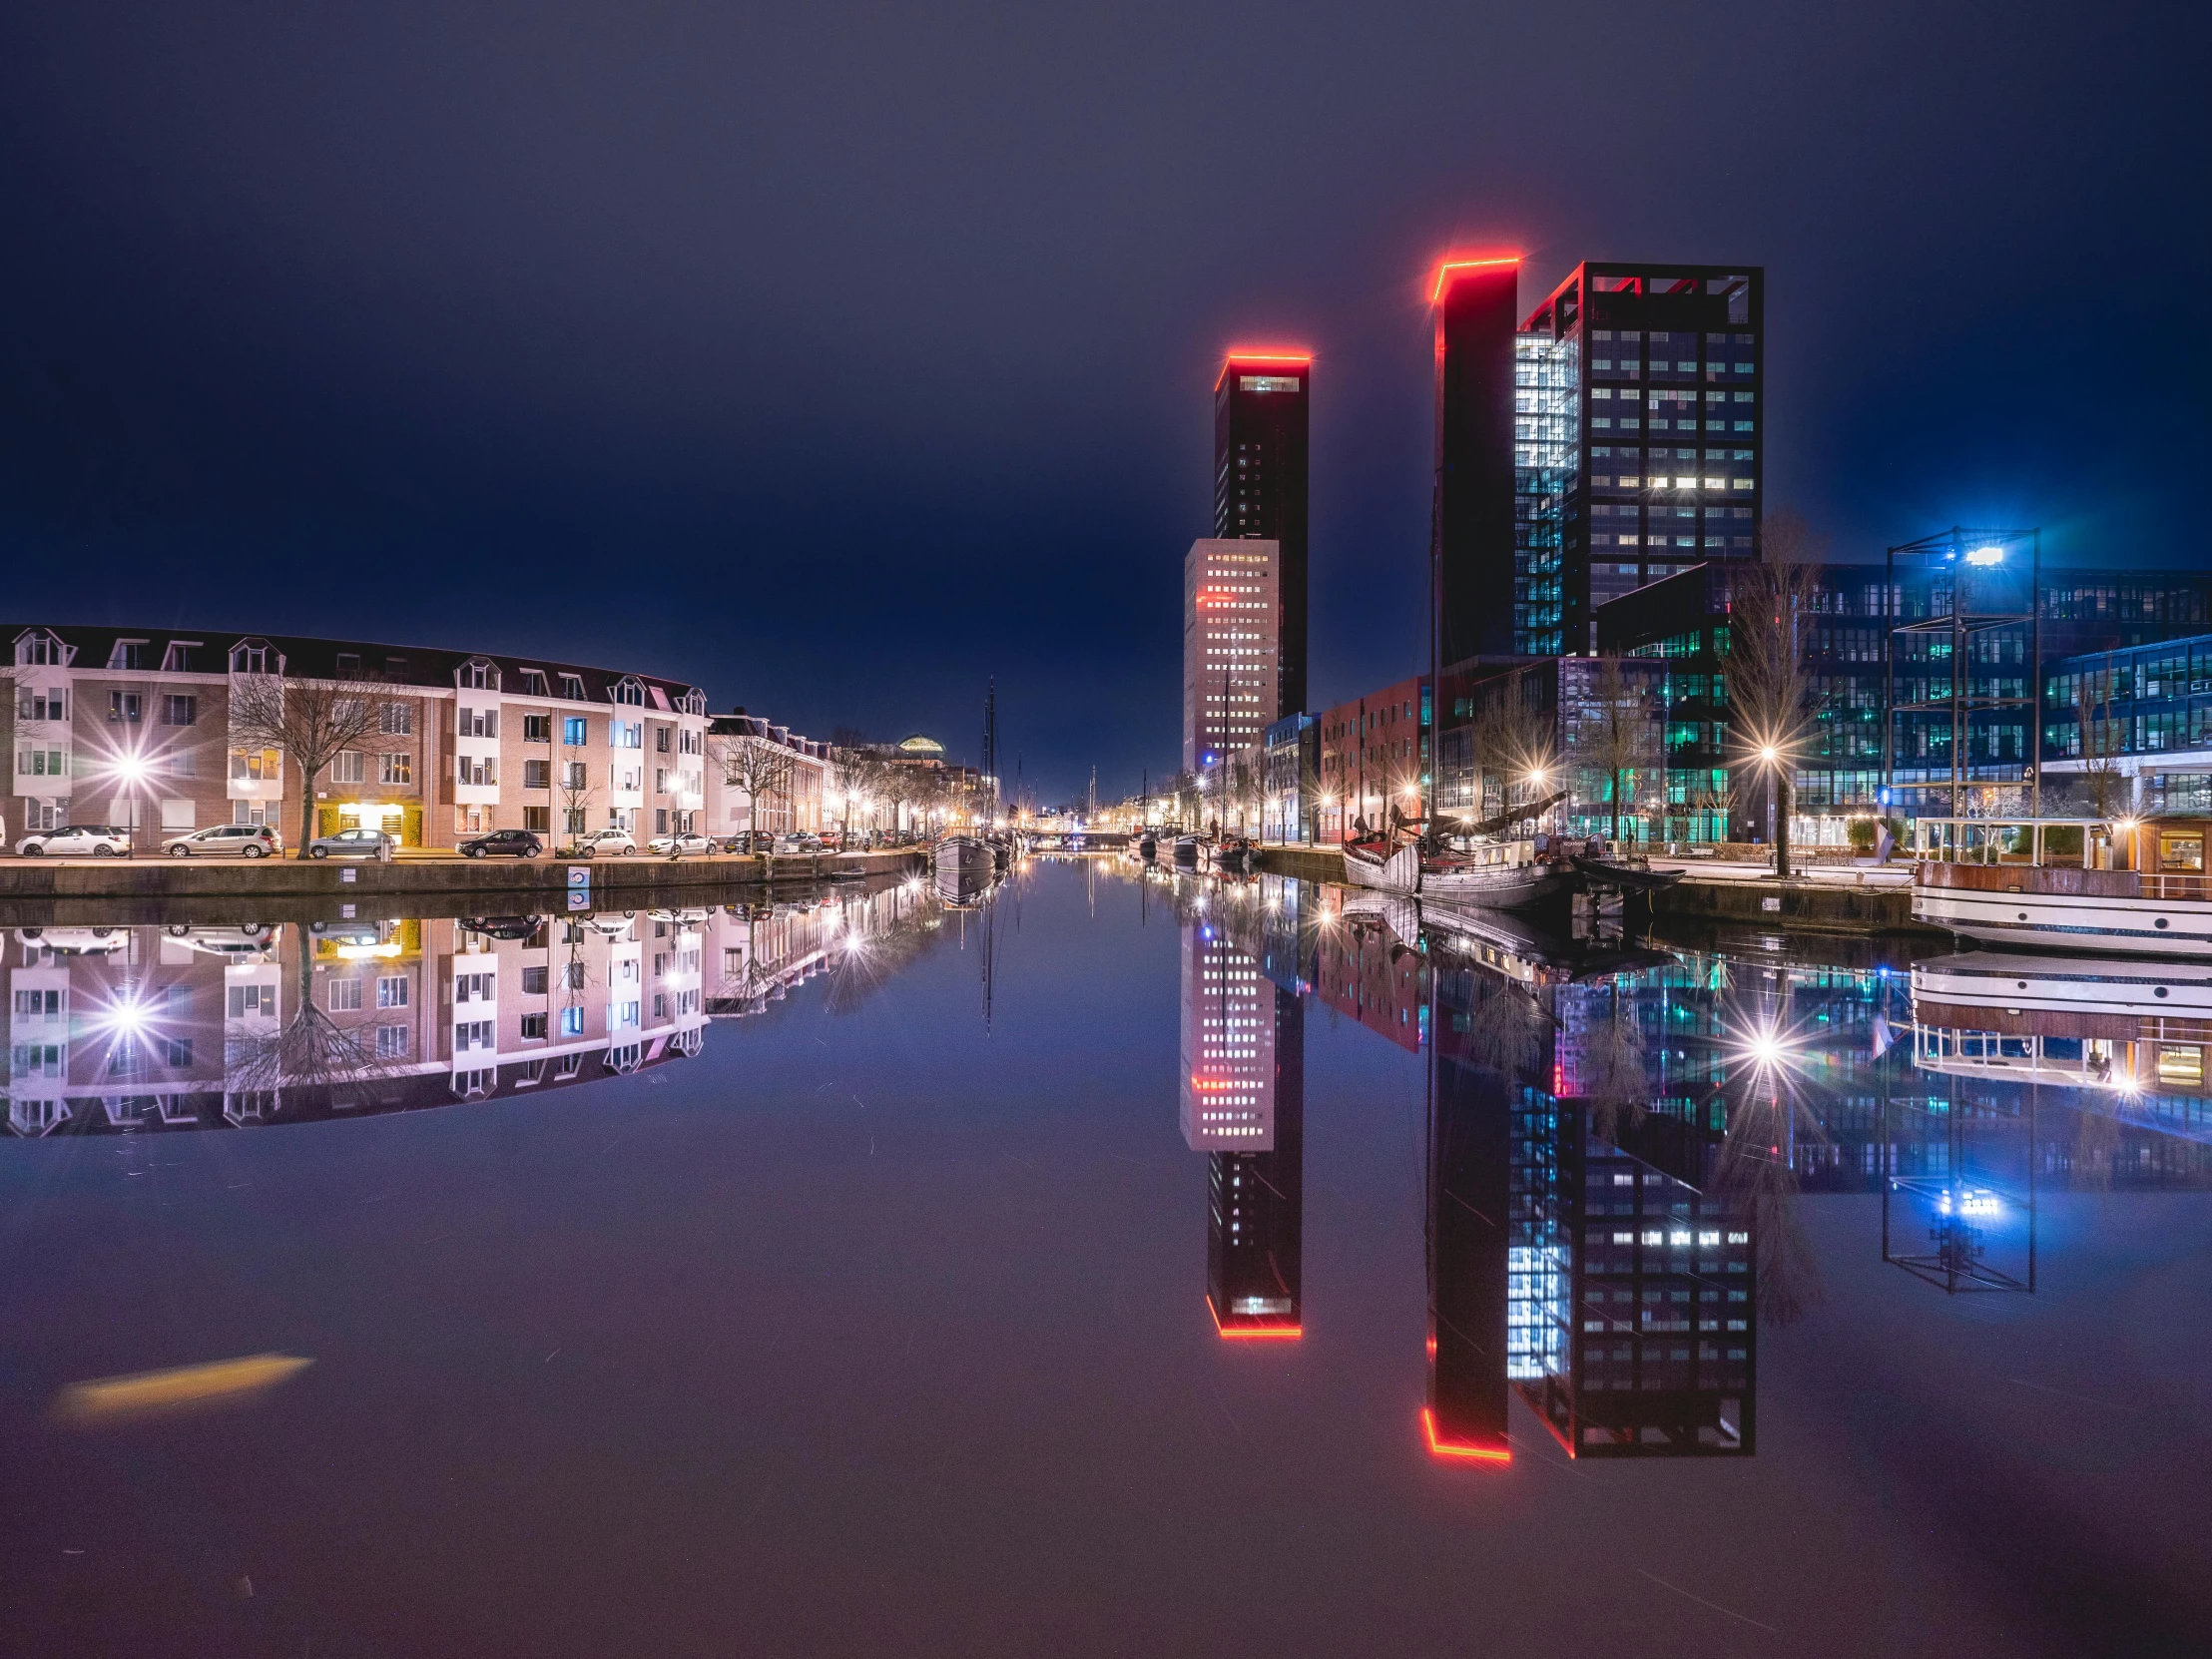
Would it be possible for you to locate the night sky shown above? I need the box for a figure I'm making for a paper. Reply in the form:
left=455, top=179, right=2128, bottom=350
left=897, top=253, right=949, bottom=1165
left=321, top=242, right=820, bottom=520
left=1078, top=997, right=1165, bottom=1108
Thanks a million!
left=2, top=2, right=2204, bottom=802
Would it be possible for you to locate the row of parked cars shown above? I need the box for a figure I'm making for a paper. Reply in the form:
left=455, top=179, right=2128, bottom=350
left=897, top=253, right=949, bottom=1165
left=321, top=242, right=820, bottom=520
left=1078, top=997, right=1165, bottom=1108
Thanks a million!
left=12, top=824, right=851, bottom=859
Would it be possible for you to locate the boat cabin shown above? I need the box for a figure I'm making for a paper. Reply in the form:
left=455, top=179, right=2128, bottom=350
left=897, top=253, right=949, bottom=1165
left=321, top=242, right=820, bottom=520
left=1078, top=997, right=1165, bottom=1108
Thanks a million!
left=1912, top=817, right=2212, bottom=881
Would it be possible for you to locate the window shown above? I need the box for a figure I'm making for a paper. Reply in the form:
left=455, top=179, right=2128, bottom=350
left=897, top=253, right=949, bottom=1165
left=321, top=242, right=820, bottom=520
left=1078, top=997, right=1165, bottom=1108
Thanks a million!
left=377, top=975, right=410, bottom=1009
left=162, top=642, right=200, bottom=673
left=521, top=670, right=550, bottom=698
left=654, top=768, right=669, bottom=795
left=375, top=1025, right=410, bottom=1058
left=19, top=687, right=66, bottom=721
left=108, top=691, right=142, bottom=724
left=331, top=750, right=366, bottom=785
left=523, top=714, right=551, bottom=743
left=613, top=679, right=645, bottom=707
left=463, top=661, right=498, bottom=691
left=455, top=969, right=495, bottom=1003
left=563, top=717, right=588, bottom=747
left=520, top=1012, right=549, bottom=1041
left=456, top=1019, right=495, bottom=1052
left=380, top=752, right=412, bottom=786
left=329, top=978, right=363, bottom=1011
left=524, top=760, right=552, bottom=790
left=162, top=1036, right=194, bottom=1068
left=562, top=761, right=588, bottom=789
left=163, top=694, right=198, bottom=726
left=521, top=966, right=550, bottom=995
left=560, top=675, right=586, bottom=702
left=611, top=720, right=643, bottom=749
left=560, top=1006, right=585, bottom=1037
left=231, top=643, right=272, bottom=675
left=563, top=961, right=587, bottom=989
left=231, top=749, right=281, bottom=783
left=655, top=727, right=671, bottom=753
left=380, top=701, right=414, bottom=736
left=523, top=806, right=551, bottom=832
left=227, top=984, right=276, bottom=1018
left=15, top=631, right=62, bottom=667
left=457, top=756, right=497, bottom=788
left=17, top=748, right=67, bottom=778
left=458, top=706, right=498, bottom=739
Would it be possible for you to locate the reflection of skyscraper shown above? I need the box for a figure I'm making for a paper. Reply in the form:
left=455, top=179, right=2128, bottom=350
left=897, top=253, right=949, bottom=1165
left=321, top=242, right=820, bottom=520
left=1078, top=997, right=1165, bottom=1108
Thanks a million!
left=1181, top=918, right=1303, bottom=1339
left=1425, top=1028, right=1512, bottom=1461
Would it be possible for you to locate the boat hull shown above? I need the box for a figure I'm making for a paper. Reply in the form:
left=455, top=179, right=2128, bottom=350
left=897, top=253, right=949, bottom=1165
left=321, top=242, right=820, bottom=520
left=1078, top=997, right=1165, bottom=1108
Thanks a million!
left=1418, top=859, right=1578, bottom=912
left=1344, top=841, right=1419, bottom=892
left=1913, top=883, right=2212, bottom=957
left=934, top=836, right=995, bottom=877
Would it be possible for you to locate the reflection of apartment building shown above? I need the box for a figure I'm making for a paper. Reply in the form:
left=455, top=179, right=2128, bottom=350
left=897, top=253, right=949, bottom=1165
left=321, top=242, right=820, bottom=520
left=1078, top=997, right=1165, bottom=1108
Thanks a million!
left=4, top=624, right=732, bottom=849
left=702, top=880, right=928, bottom=1015
left=1179, top=916, right=1303, bottom=1338
left=3, top=912, right=709, bottom=1133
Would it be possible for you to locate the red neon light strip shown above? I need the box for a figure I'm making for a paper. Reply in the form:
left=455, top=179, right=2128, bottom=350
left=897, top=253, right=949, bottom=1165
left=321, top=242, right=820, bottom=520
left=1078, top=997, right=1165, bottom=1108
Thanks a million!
left=1421, top=1408, right=1512, bottom=1463
left=1206, top=1296, right=1303, bottom=1341
left=1429, top=255, right=1522, bottom=304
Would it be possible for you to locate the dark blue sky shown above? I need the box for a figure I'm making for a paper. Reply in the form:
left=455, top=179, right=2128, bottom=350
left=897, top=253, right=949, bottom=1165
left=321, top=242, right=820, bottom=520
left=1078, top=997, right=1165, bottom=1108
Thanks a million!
left=2, top=1, right=2204, bottom=802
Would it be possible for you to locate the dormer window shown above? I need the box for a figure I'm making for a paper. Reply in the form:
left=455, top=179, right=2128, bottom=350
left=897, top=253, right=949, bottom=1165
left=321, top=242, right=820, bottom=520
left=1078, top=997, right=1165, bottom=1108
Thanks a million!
left=611, top=677, right=646, bottom=707
left=109, top=641, right=149, bottom=671
left=520, top=669, right=550, bottom=698
left=162, top=641, right=203, bottom=673
left=461, top=659, right=499, bottom=691
left=560, top=675, right=586, bottom=702
left=230, top=640, right=275, bottom=675
left=335, top=653, right=362, bottom=677
left=14, top=629, right=67, bottom=668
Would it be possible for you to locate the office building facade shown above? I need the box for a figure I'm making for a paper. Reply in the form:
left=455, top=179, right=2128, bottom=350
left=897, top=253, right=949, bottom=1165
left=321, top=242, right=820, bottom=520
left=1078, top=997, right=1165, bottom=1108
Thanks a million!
left=1215, top=352, right=1310, bottom=719
left=1182, top=539, right=1281, bottom=775
left=1515, top=263, right=1765, bottom=658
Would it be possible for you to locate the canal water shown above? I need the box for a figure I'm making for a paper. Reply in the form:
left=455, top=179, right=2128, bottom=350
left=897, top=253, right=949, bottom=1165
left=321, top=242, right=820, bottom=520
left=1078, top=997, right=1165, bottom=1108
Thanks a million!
left=1, top=857, right=2207, bottom=1657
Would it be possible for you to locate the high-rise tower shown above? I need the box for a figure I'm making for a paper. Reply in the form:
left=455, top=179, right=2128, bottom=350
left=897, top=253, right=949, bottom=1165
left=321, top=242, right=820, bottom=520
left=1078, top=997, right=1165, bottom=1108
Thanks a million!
left=1183, top=538, right=1280, bottom=775
left=1431, top=257, right=1523, bottom=667
left=1214, top=351, right=1310, bottom=721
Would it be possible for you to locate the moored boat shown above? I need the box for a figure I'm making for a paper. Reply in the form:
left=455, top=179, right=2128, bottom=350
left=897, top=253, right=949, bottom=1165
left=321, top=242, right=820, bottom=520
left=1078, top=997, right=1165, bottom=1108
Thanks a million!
left=1910, top=816, right=2212, bottom=957
left=1172, top=833, right=1204, bottom=867
left=1418, top=836, right=1580, bottom=911
left=1343, top=836, right=1419, bottom=892
left=935, top=834, right=995, bottom=878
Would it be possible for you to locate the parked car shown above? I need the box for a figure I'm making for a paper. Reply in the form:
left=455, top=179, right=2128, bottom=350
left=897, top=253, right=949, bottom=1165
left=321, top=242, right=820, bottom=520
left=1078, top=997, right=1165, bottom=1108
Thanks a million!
left=646, top=831, right=716, bottom=856
left=773, top=832, right=825, bottom=854
left=564, top=829, right=636, bottom=858
left=720, top=830, right=772, bottom=853
left=307, top=828, right=396, bottom=860
left=16, top=825, right=136, bottom=857
left=459, top=829, right=544, bottom=859
left=163, top=825, right=282, bottom=858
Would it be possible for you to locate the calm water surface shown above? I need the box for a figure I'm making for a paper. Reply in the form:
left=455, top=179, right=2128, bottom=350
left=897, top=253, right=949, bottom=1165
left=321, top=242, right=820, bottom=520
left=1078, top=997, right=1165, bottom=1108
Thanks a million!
left=1, top=858, right=2208, bottom=1657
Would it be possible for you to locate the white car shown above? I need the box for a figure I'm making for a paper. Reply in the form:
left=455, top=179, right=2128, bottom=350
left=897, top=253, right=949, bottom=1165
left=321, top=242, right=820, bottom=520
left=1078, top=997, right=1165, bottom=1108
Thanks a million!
left=16, top=825, right=135, bottom=857
left=646, top=831, right=715, bottom=856
left=568, top=829, right=637, bottom=858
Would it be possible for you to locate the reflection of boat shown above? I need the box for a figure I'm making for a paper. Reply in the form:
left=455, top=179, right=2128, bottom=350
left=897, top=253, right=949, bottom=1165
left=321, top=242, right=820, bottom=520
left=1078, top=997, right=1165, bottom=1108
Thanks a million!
left=1172, top=834, right=1203, bottom=867
left=1137, top=832, right=1157, bottom=860
left=1420, top=898, right=1674, bottom=984
left=1212, top=836, right=1258, bottom=873
left=935, top=835, right=994, bottom=878
left=935, top=867, right=994, bottom=908
left=1911, top=815, right=2212, bottom=957
left=1911, top=950, right=2212, bottom=1099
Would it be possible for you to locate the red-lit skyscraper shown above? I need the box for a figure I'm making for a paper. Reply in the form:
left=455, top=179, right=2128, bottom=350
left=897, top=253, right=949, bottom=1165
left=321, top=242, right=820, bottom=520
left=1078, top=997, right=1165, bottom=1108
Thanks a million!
left=1431, top=258, right=1523, bottom=667
left=1215, top=351, right=1310, bottom=721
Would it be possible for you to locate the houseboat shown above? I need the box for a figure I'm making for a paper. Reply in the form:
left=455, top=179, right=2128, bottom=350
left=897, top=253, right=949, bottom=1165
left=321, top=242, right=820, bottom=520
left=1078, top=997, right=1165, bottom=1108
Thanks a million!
left=1911, top=817, right=2212, bottom=957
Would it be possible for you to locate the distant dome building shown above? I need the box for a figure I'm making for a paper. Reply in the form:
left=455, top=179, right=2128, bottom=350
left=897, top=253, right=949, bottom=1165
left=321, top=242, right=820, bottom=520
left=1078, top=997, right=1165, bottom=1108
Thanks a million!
left=895, top=734, right=945, bottom=759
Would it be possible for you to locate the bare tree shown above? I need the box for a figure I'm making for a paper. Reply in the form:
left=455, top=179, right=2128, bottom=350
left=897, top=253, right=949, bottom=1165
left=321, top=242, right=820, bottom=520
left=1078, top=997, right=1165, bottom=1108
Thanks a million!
left=225, top=663, right=387, bottom=857
left=714, top=732, right=797, bottom=844
left=1580, top=657, right=1654, bottom=842
left=556, top=759, right=599, bottom=846
left=2073, top=650, right=2128, bottom=819
left=1726, top=509, right=1828, bottom=878
left=1469, top=666, right=1558, bottom=830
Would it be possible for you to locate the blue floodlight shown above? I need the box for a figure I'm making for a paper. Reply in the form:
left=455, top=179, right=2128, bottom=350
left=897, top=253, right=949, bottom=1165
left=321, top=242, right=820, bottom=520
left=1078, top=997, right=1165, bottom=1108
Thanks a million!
left=1964, top=545, right=2005, bottom=566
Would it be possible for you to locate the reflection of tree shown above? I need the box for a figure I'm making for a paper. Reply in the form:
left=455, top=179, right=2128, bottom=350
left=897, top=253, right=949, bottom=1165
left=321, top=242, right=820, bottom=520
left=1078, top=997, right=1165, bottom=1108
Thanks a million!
left=1578, top=986, right=1647, bottom=1146
left=823, top=890, right=942, bottom=1015
left=1465, top=975, right=1551, bottom=1079
left=1710, top=1037, right=1828, bottom=1326
left=224, top=927, right=406, bottom=1109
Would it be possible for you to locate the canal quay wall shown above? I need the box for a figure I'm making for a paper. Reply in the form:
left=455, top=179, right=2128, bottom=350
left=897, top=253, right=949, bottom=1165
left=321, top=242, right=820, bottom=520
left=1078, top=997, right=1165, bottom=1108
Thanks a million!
left=0, top=847, right=927, bottom=903
left=1254, top=841, right=1940, bottom=937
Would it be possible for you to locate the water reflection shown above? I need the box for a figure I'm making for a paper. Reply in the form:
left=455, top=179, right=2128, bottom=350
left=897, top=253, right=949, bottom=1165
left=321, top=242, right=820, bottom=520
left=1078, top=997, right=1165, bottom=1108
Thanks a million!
left=1160, top=861, right=2212, bottom=1465
left=5, top=875, right=940, bottom=1135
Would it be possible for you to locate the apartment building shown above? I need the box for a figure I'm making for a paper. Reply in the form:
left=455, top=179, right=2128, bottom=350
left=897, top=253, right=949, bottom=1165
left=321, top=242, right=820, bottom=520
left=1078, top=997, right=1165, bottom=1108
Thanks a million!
left=704, top=713, right=829, bottom=836
left=5, top=625, right=719, bottom=850
left=1314, top=675, right=1429, bottom=843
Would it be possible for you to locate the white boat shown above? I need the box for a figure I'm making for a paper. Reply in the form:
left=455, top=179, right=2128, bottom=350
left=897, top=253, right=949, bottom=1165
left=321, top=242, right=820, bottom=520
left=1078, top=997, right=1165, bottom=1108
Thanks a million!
left=1343, top=838, right=1419, bottom=892
left=1418, top=837, right=1579, bottom=911
left=1911, top=816, right=2212, bottom=957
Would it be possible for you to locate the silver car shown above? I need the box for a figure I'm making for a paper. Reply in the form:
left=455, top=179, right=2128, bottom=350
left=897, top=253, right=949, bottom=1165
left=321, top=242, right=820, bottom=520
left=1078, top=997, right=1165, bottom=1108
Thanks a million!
left=163, top=825, right=283, bottom=858
left=646, top=831, right=715, bottom=856
left=307, top=828, right=395, bottom=860
left=568, top=829, right=637, bottom=858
